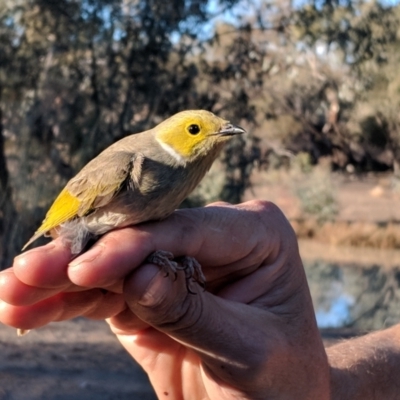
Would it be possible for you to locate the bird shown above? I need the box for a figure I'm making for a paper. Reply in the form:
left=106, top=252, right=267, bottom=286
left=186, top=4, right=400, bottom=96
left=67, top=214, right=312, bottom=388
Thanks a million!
left=18, top=110, right=245, bottom=336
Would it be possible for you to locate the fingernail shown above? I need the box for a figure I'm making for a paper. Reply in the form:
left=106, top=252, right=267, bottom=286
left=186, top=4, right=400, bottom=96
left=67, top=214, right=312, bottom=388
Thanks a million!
left=69, top=244, right=104, bottom=269
left=138, top=269, right=171, bottom=307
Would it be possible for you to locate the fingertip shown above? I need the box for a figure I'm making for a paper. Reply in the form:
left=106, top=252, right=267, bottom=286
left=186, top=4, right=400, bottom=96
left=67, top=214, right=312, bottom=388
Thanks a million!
left=0, top=268, right=65, bottom=306
left=0, top=297, right=59, bottom=331
left=13, top=244, right=53, bottom=270
left=13, top=239, right=72, bottom=288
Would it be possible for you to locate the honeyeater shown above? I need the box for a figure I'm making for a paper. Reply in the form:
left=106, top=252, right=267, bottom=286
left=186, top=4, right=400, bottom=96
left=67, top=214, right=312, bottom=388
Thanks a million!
left=18, top=110, right=245, bottom=335
left=23, top=110, right=245, bottom=253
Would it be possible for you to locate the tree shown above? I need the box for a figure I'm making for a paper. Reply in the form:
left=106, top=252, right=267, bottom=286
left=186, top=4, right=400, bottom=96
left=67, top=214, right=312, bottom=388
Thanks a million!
left=0, top=0, right=254, bottom=267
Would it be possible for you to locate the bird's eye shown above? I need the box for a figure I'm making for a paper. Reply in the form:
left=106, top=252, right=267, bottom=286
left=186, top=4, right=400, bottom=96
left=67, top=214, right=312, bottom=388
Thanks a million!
left=187, top=124, right=200, bottom=135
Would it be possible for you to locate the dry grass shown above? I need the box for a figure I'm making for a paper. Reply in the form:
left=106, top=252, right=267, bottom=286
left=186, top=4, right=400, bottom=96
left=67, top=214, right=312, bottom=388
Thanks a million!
left=291, top=219, right=400, bottom=249
left=245, top=162, right=400, bottom=249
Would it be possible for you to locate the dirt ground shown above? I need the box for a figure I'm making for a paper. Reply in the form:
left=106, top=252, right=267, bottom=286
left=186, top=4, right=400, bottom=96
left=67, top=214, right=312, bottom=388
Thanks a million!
left=0, top=319, right=156, bottom=400
left=0, top=172, right=397, bottom=399
left=0, top=317, right=361, bottom=400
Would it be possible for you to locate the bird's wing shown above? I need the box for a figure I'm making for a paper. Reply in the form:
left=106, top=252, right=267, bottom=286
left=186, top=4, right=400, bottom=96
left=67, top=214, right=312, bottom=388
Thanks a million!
left=23, top=151, right=144, bottom=250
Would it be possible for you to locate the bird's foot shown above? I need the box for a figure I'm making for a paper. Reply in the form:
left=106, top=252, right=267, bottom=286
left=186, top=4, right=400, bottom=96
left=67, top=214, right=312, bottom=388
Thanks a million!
left=146, top=251, right=205, bottom=293
left=147, top=250, right=179, bottom=278
left=175, top=256, right=205, bottom=291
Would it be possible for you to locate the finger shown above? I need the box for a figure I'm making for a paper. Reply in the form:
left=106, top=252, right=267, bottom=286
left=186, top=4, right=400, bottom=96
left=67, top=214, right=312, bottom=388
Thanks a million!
left=79, top=291, right=126, bottom=320
left=0, top=268, right=70, bottom=306
left=120, top=262, right=277, bottom=392
left=67, top=200, right=275, bottom=288
left=0, top=290, right=125, bottom=331
left=67, top=231, right=152, bottom=288
left=13, top=239, right=72, bottom=288
left=107, top=306, right=151, bottom=334
left=11, top=238, right=124, bottom=296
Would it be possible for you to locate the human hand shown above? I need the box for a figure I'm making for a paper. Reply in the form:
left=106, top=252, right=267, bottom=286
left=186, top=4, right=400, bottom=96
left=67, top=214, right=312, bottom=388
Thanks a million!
left=0, top=201, right=330, bottom=399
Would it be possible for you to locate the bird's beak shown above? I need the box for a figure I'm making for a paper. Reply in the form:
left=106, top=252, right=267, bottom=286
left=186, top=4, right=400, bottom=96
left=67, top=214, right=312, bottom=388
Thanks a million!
left=218, top=123, right=246, bottom=137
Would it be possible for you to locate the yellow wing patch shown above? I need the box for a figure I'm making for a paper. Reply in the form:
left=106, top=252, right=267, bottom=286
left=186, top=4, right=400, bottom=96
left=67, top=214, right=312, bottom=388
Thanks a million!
left=22, top=189, right=81, bottom=250
left=39, top=188, right=81, bottom=233
left=22, top=150, right=137, bottom=251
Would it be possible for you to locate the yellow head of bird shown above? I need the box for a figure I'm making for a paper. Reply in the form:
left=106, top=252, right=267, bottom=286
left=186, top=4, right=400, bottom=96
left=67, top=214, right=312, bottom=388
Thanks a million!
left=155, top=110, right=245, bottom=162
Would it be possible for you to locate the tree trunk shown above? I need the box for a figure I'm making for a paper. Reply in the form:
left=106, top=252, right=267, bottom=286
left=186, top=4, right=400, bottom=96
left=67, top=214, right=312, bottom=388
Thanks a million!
left=0, top=91, right=19, bottom=269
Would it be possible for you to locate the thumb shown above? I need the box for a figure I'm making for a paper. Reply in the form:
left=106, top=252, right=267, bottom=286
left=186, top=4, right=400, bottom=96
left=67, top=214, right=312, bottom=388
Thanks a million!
left=123, top=261, right=208, bottom=340
left=122, top=262, right=268, bottom=389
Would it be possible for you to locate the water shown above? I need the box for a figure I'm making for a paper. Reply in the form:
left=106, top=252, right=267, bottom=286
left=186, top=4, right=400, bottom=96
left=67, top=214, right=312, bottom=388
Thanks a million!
left=300, top=240, right=400, bottom=330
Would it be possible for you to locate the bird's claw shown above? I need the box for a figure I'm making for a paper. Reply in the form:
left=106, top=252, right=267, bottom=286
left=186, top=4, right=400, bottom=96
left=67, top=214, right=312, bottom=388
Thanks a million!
left=147, top=250, right=179, bottom=279
left=146, top=251, right=205, bottom=293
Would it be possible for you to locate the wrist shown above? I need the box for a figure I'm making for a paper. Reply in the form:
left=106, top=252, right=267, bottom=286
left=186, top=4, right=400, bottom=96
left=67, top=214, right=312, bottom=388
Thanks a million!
left=328, top=324, right=400, bottom=400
